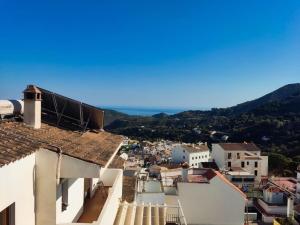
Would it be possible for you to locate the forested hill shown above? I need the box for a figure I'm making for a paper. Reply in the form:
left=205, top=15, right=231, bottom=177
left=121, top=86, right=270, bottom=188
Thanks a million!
left=104, top=83, right=300, bottom=176
left=230, top=83, right=300, bottom=115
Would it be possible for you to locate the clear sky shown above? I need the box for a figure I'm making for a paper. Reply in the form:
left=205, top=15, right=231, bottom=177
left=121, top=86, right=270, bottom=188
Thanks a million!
left=0, top=0, right=299, bottom=108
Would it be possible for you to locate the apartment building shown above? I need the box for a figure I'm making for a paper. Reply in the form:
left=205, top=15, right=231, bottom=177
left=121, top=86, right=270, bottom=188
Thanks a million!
left=0, top=85, right=124, bottom=225
left=171, top=144, right=210, bottom=167
left=135, top=167, right=247, bottom=225
left=211, top=143, right=268, bottom=186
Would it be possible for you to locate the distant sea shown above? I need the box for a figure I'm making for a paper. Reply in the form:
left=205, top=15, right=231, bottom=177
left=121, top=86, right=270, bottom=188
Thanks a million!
left=103, top=106, right=210, bottom=116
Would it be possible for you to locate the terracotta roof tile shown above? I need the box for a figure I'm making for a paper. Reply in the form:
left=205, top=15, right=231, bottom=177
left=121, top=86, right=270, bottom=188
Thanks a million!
left=182, top=144, right=209, bottom=153
left=108, top=156, right=125, bottom=169
left=218, top=143, right=261, bottom=152
left=0, top=121, right=123, bottom=167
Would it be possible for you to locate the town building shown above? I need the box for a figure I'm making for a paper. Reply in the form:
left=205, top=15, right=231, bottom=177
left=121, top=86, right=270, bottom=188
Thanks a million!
left=161, top=168, right=247, bottom=225
left=253, top=177, right=296, bottom=223
left=135, top=166, right=247, bottom=225
left=171, top=143, right=210, bottom=167
left=211, top=143, right=268, bottom=186
left=0, top=85, right=124, bottom=225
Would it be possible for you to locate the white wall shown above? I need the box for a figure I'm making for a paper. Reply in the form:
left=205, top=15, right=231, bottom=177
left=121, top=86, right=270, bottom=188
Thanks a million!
left=211, top=144, right=226, bottom=169
left=97, top=169, right=123, bottom=225
left=0, top=154, right=36, bottom=225
left=56, top=178, right=84, bottom=224
left=54, top=169, right=123, bottom=225
left=35, top=149, right=58, bottom=225
left=263, top=190, right=284, bottom=204
left=211, top=144, right=267, bottom=183
left=177, top=176, right=245, bottom=225
left=171, top=145, right=189, bottom=164
left=136, top=193, right=165, bottom=205
left=36, top=149, right=103, bottom=225
left=260, top=156, right=268, bottom=176
left=172, top=145, right=209, bottom=167
left=189, top=152, right=209, bottom=167
left=258, top=199, right=287, bottom=215
left=60, top=155, right=100, bottom=178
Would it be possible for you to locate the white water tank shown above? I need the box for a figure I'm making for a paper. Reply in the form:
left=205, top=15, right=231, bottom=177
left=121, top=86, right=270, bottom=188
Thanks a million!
left=0, top=100, right=24, bottom=117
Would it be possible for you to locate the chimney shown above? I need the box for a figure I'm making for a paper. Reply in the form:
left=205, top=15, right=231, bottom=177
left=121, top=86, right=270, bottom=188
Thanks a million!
left=23, top=85, right=42, bottom=129
left=182, top=168, right=189, bottom=182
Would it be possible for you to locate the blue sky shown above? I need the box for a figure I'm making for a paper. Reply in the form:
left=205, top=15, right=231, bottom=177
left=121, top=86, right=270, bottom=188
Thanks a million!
left=0, top=0, right=299, bottom=108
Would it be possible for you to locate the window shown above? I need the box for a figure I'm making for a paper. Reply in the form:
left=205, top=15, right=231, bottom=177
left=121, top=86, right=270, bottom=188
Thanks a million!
left=192, top=157, right=194, bottom=160
left=247, top=161, right=249, bottom=165
left=0, top=203, right=15, bottom=225
left=228, top=153, right=232, bottom=159
left=232, top=178, right=242, bottom=182
left=195, top=157, right=197, bottom=159
left=228, top=161, right=231, bottom=167
left=254, top=170, right=258, bottom=176
left=183, top=150, right=185, bottom=153
left=191, top=164, right=194, bottom=166
left=237, top=153, right=240, bottom=159
left=182, top=156, right=185, bottom=159
left=241, top=161, right=245, bottom=168
left=255, top=161, right=258, bottom=168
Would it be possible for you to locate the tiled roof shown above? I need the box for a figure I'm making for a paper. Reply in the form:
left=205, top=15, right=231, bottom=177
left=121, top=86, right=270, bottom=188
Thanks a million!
left=0, top=121, right=123, bottom=167
left=230, top=166, right=246, bottom=172
left=182, top=144, right=209, bottom=153
left=108, top=156, right=125, bottom=169
left=245, top=156, right=261, bottom=160
left=218, top=143, right=261, bottom=152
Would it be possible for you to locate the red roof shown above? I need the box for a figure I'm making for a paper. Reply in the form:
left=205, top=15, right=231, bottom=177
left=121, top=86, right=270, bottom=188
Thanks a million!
left=218, top=143, right=261, bottom=152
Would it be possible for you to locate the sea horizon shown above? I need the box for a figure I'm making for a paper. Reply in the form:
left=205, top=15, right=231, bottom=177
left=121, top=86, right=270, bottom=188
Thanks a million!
left=102, top=106, right=211, bottom=116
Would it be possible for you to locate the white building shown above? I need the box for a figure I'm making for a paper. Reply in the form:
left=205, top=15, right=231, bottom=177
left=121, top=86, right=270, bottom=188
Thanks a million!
left=0, top=85, right=124, bottom=225
left=163, top=168, right=247, bottom=225
left=211, top=143, right=268, bottom=186
left=254, top=178, right=296, bottom=223
left=171, top=144, right=210, bottom=167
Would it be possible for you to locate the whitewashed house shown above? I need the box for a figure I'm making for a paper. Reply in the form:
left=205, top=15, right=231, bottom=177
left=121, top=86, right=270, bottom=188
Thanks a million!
left=211, top=143, right=268, bottom=186
left=0, top=85, right=124, bottom=225
left=135, top=167, right=247, bottom=225
left=171, top=144, right=210, bottom=167
left=160, top=168, right=247, bottom=225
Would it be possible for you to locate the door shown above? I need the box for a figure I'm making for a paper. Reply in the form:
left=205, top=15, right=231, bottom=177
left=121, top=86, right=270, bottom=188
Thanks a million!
left=0, top=203, right=15, bottom=225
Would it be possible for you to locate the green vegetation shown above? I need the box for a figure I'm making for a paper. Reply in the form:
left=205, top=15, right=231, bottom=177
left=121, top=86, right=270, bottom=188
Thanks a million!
left=105, top=84, right=300, bottom=176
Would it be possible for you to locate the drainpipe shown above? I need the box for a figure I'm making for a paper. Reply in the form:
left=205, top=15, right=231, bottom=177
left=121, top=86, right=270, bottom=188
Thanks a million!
left=287, top=196, right=294, bottom=219
left=55, top=147, right=63, bottom=185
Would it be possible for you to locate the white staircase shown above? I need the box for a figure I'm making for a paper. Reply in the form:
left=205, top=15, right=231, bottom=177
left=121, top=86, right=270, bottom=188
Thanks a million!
left=113, top=202, right=168, bottom=225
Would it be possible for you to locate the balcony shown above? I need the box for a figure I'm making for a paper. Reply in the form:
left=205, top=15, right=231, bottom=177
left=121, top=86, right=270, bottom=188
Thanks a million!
left=57, top=169, right=123, bottom=225
left=77, top=186, right=109, bottom=223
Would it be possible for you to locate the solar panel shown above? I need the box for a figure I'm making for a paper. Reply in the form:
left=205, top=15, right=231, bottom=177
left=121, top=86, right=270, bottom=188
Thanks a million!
left=38, top=87, right=104, bottom=131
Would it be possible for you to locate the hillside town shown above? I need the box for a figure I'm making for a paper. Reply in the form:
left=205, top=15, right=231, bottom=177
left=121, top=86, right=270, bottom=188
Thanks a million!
left=0, top=85, right=299, bottom=225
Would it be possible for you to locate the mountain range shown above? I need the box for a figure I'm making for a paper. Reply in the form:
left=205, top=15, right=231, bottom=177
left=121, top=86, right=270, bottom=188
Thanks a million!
left=102, top=83, right=300, bottom=176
